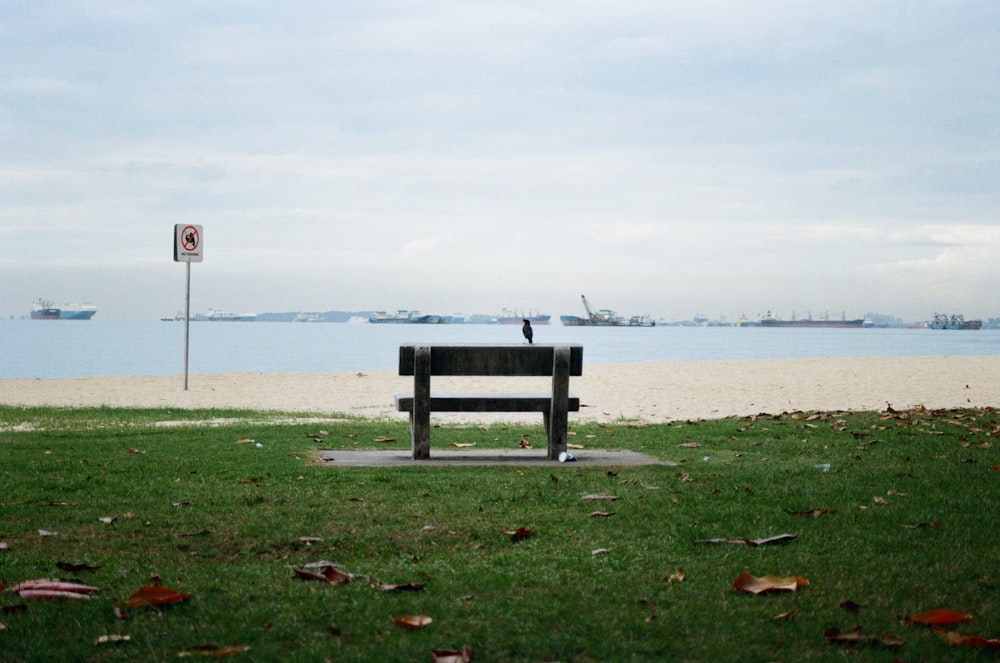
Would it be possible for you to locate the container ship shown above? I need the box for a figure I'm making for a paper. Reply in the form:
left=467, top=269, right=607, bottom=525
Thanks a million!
left=757, top=311, right=866, bottom=328
left=31, top=298, right=97, bottom=320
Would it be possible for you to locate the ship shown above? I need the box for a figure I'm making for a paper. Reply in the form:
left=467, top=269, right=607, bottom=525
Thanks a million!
left=929, top=313, right=981, bottom=330
left=31, top=298, right=97, bottom=320
left=495, top=308, right=551, bottom=325
left=192, top=308, right=257, bottom=322
left=560, top=295, right=655, bottom=327
left=757, top=311, right=866, bottom=328
left=368, top=310, right=451, bottom=324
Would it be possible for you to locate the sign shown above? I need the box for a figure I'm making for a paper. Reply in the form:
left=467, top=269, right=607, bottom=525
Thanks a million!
left=174, top=224, right=203, bottom=262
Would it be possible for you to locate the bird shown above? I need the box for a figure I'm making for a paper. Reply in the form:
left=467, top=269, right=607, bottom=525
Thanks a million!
left=522, top=319, right=533, bottom=344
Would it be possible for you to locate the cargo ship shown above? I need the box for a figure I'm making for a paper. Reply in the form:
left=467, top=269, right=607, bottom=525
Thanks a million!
left=495, top=309, right=551, bottom=325
left=368, top=310, right=451, bottom=324
left=560, top=295, right=655, bottom=327
left=929, top=313, right=981, bottom=330
left=757, top=311, right=866, bottom=328
left=31, top=298, right=97, bottom=320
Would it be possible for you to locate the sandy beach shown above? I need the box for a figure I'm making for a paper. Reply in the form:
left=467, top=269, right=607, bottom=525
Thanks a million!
left=2, top=355, right=999, bottom=423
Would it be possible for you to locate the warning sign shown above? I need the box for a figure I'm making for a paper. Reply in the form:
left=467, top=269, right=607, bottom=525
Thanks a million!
left=174, top=224, right=203, bottom=262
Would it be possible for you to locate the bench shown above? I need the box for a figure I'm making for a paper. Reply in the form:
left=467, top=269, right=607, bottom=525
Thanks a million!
left=395, top=344, right=583, bottom=460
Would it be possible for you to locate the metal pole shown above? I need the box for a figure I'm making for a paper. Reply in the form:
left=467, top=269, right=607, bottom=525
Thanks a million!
left=184, top=260, right=191, bottom=390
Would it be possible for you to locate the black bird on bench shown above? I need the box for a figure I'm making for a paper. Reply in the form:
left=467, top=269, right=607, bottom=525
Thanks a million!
left=522, top=319, right=533, bottom=344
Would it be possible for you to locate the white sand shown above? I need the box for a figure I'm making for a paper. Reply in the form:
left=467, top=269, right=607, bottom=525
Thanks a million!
left=3, top=355, right=999, bottom=423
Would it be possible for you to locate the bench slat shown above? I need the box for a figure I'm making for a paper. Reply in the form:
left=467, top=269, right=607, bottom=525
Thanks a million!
left=396, top=393, right=581, bottom=413
left=399, top=344, right=583, bottom=376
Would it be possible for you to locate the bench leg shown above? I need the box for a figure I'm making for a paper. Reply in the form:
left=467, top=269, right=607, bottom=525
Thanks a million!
left=547, top=346, right=571, bottom=460
left=411, top=346, right=431, bottom=459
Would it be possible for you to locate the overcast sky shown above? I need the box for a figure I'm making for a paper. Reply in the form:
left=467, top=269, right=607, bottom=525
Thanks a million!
left=3, top=1, right=998, bottom=322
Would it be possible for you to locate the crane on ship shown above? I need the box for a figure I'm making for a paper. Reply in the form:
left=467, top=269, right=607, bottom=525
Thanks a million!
left=580, top=294, right=598, bottom=323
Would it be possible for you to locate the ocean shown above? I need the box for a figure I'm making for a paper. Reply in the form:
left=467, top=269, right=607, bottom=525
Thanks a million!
left=3, top=319, right=999, bottom=379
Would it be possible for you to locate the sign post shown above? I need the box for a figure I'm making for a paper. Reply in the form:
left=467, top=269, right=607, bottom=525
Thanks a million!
left=174, top=225, right=203, bottom=390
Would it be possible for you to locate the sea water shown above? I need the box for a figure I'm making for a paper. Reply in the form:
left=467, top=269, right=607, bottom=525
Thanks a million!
left=2, top=319, right=998, bottom=379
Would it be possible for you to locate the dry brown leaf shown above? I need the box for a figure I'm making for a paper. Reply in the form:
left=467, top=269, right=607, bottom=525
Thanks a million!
left=500, top=527, right=535, bottom=542
left=732, top=572, right=809, bottom=594
left=430, top=646, right=473, bottom=662
left=931, top=626, right=1000, bottom=649
left=589, top=511, right=614, bottom=517
left=392, top=614, right=432, bottom=629
left=372, top=582, right=425, bottom=592
left=824, top=626, right=903, bottom=648
left=785, top=508, right=837, bottom=518
left=373, top=437, right=397, bottom=443
left=580, top=494, right=618, bottom=501
left=176, top=644, right=251, bottom=657
left=663, top=569, right=686, bottom=584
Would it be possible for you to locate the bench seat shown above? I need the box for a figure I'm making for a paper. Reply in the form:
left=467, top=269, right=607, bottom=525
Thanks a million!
left=395, top=393, right=581, bottom=413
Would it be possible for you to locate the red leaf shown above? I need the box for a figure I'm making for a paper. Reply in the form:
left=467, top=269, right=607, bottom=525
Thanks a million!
left=125, top=585, right=191, bottom=608
left=732, top=572, right=809, bottom=594
left=902, top=608, right=975, bottom=626
left=393, top=614, right=432, bottom=629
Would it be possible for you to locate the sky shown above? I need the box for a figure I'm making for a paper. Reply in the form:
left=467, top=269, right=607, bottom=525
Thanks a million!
left=2, top=1, right=998, bottom=322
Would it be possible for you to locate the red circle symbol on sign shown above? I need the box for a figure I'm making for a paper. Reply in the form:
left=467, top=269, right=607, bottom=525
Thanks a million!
left=181, top=226, right=200, bottom=251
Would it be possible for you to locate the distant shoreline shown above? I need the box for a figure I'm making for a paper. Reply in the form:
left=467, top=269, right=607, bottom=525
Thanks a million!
left=3, top=355, right=999, bottom=423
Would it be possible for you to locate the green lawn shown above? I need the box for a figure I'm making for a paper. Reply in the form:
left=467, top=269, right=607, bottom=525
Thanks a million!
left=1, top=405, right=998, bottom=662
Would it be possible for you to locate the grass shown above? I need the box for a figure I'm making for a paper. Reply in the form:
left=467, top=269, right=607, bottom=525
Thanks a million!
left=0, top=405, right=998, bottom=662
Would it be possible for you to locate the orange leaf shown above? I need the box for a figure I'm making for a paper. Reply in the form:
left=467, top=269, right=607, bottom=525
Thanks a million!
left=393, top=614, right=432, bottom=629
left=732, top=572, right=809, bottom=594
left=902, top=608, right=975, bottom=626
left=125, top=585, right=190, bottom=608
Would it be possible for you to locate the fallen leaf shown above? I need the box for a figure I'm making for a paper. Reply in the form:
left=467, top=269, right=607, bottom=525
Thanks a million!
left=694, top=534, right=796, bottom=547
left=785, top=508, right=837, bottom=518
left=99, top=516, right=117, bottom=525
left=663, top=569, right=686, bottom=584
left=591, top=548, right=611, bottom=556
left=176, top=644, right=251, bottom=657
left=372, top=582, right=425, bottom=592
left=589, top=511, right=615, bottom=517
left=125, top=585, right=191, bottom=608
left=677, top=442, right=702, bottom=448
left=824, top=626, right=903, bottom=648
left=392, top=614, right=432, bottom=629
left=373, top=437, right=397, bottom=443
left=10, top=579, right=99, bottom=598
left=430, top=645, right=473, bottom=663
left=873, top=496, right=889, bottom=505
left=500, top=527, right=535, bottom=542
left=95, top=634, right=131, bottom=646
left=57, top=561, right=103, bottom=573
left=902, top=608, right=975, bottom=626
left=931, top=626, right=1000, bottom=649
left=448, top=442, right=476, bottom=448
left=235, top=438, right=254, bottom=444
left=567, top=443, right=584, bottom=449
left=127, top=448, right=146, bottom=454
left=518, top=438, right=532, bottom=448
left=580, top=494, right=618, bottom=501
left=770, top=609, right=796, bottom=621
left=901, top=521, right=942, bottom=529
left=294, top=563, right=353, bottom=585
left=38, top=529, right=59, bottom=537
left=732, top=573, right=809, bottom=594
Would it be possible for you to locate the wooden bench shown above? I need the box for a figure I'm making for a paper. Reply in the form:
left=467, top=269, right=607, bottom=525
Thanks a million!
left=395, top=344, right=583, bottom=460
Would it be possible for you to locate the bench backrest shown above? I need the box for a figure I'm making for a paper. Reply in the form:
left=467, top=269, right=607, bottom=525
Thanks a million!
left=399, top=344, right=583, bottom=376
